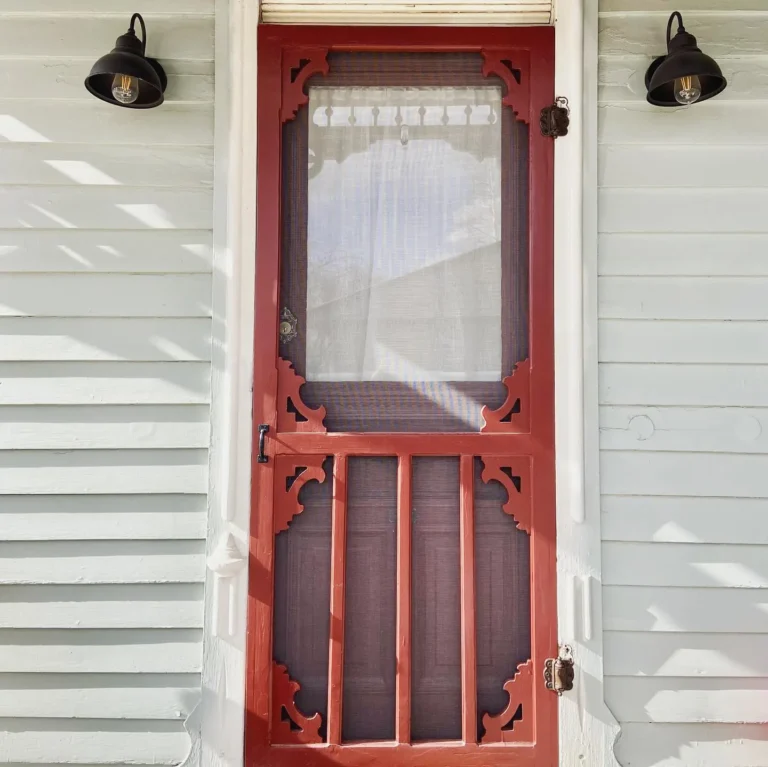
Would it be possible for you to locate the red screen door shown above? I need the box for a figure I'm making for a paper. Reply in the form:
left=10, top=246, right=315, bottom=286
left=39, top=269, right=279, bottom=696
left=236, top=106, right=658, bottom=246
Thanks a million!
left=247, top=25, right=556, bottom=767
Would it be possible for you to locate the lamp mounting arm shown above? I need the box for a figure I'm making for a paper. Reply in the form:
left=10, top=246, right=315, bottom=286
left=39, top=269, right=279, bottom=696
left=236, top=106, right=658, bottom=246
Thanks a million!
left=129, top=12, right=147, bottom=55
left=666, top=11, right=685, bottom=47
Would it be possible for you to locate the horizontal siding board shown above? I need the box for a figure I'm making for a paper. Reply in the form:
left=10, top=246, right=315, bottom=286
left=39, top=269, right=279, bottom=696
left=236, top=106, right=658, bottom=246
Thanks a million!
left=604, top=631, right=768, bottom=677
left=604, top=541, right=768, bottom=588
left=0, top=362, right=211, bottom=405
left=599, top=14, right=768, bottom=57
left=603, top=586, right=768, bottom=633
left=614, top=723, right=768, bottom=767
left=598, top=234, right=768, bottom=276
left=0, top=230, right=213, bottom=273
left=599, top=277, right=768, bottom=320
left=1, top=494, right=206, bottom=541
left=0, top=17, right=213, bottom=59
left=0, top=59, right=213, bottom=102
left=0, top=318, right=211, bottom=361
left=599, top=103, right=768, bottom=145
left=601, top=1, right=768, bottom=9
left=601, top=450, right=768, bottom=498
left=0, top=0, right=214, bottom=10
left=0, top=540, right=205, bottom=584
left=599, top=363, right=768, bottom=407
left=0, top=145, right=213, bottom=188
left=0, top=448, right=208, bottom=494
left=0, top=719, right=189, bottom=766
left=0, top=628, right=202, bottom=673
left=605, top=677, right=768, bottom=723
left=0, top=275, right=212, bottom=318
left=599, top=56, right=768, bottom=103
left=602, top=496, right=768, bottom=544
left=0, top=187, right=212, bottom=230
left=599, top=320, right=768, bottom=364
left=0, top=584, right=204, bottom=629
left=599, top=406, right=768, bottom=453
left=599, top=145, right=768, bottom=188
left=0, top=673, right=199, bottom=719
left=0, top=102, right=212, bottom=145
left=600, top=189, right=768, bottom=233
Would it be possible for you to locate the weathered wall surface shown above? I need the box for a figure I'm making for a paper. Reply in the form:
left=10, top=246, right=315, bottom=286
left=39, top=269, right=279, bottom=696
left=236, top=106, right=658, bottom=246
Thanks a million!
left=0, top=2, right=213, bottom=764
left=598, top=2, right=768, bottom=765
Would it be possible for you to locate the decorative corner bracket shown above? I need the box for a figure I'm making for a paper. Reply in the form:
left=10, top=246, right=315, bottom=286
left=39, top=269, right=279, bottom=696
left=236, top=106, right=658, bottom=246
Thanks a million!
left=281, top=48, right=329, bottom=123
left=540, top=97, right=570, bottom=138
left=271, top=662, right=322, bottom=744
left=274, top=455, right=327, bottom=534
left=481, top=358, right=531, bottom=433
left=481, top=659, right=534, bottom=744
left=480, top=456, right=532, bottom=534
left=481, top=50, right=530, bottom=123
left=277, top=358, right=327, bottom=433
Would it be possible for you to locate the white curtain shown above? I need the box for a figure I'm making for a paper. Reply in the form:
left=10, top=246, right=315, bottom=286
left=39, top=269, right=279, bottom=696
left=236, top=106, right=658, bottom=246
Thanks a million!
left=306, top=86, right=502, bottom=383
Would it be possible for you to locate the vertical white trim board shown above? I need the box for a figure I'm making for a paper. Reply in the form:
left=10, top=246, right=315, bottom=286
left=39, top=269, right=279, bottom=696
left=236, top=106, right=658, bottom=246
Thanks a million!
left=202, top=2, right=620, bottom=765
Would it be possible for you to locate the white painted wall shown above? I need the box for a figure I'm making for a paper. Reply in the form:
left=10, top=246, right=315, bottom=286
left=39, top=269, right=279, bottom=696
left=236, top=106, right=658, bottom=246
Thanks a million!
left=0, top=2, right=214, bottom=765
left=598, top=2, right=768, bottom=765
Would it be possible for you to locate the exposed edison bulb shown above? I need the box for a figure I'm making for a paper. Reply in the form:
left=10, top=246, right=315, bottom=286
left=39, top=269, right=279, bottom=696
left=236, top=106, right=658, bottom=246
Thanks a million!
left=111, top=73, right=139, bottom=105
left=674, top=75, right=702, bottom=106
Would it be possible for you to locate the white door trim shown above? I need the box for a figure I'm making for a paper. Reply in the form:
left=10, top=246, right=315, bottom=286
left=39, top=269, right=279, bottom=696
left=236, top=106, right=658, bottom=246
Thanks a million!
left=202, top=2, right=621, bottom=764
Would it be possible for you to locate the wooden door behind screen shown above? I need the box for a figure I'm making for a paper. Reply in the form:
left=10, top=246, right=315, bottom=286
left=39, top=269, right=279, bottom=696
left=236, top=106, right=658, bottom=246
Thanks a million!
left=247, top=25, right=556, bottom=767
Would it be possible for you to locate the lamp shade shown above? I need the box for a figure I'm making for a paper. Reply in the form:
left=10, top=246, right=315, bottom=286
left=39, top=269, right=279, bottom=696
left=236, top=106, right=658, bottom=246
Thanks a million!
left=84, top=14, right=166, bottom=109
left=645, top=13, right=727, bottom=107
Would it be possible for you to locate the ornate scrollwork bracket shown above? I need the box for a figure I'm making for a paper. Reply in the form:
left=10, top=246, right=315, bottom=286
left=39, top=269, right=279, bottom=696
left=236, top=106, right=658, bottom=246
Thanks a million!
left=481, top=358, right=531, bottom=433
left=281, top=48, right=329, bottom=123
left=481, top=659, right=534, bottom=744
left=271, top=662, right=322, bottom=744
left=274, top=455, right=327, bottom=534
left=481, top=50, right=530, bottom=123
left=277, top=358, right=327, bottom=433
left=480, top=456, right=532, bottom=534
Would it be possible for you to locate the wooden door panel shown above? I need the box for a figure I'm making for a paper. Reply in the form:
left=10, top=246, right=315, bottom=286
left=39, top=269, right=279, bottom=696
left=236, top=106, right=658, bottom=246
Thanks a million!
left=249, top=23, right=556, bottom=767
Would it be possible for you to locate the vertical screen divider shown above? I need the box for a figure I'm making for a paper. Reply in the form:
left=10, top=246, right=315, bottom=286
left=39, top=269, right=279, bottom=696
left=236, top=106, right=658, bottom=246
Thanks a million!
left=396, top=454, right=412, bottom=744
left=327, top=453, right=348, bottom=745
left=459, top=454, right=477, bottom=744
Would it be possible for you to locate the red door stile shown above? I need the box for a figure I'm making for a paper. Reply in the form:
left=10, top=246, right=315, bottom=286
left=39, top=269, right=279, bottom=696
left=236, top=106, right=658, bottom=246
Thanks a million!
left=248, top=23, right=557, bottom=767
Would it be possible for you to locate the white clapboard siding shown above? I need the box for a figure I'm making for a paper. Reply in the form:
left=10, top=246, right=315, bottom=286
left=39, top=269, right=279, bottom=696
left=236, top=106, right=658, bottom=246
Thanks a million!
left=603, top=541, right=768, bottom=588
left=600, top=406, right=768, bottom=453
left=0, top=629, right=202, bottom=673
left=0, top=187, right=213, bottom=230
left=2, top=494, right=207, bottom=541
left=603, top=586, right=768, bottom=633
left=602, top=496, right=768, bottom=545
left=0, top=145, right=213, bottom=188
left=0, top=449, right=208, bottom=495
left=0, top=4, right=212, bottom=755
left=598, top=234, right=768, bottom=276
left=0, top=673, right=200, bottom=719
left=0, top=584, right=204, bottom=629
left=599, top=320, right=768, bottom=364
left=0, top=275, right=212, bottom=318
left=605, top=677, right=768, bottom=724
left=599, top=277, right=768, bottom=320
left=615, top=723, right=768, bottom=767
left=0, top=541, right=206, bottom=585
left=0, top=318, right=211, bottom=361
left=605, top=632, right=768, bottom=677
left=0, top=720, right=190, bottom=766
left=598, top=4, right=768, bottom=762
left=0, top=362, right=211, bottom=405
left=0, top=230, right=213, bottom=273
left=599, top=364, right=768, bottom=408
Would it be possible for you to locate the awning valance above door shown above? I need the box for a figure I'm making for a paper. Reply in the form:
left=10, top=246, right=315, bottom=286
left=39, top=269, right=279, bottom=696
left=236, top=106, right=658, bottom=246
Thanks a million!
left=260, top=1, right=553, bottom=26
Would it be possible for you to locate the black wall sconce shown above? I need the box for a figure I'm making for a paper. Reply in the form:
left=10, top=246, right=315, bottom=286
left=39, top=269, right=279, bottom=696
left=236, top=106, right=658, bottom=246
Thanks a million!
left=645, top=11, right=727, bottom=107
left=84, top=13, right=167, bottom=109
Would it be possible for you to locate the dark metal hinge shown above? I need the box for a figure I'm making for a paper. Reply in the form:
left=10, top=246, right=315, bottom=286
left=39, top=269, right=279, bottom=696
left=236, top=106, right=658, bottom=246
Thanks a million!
left=544, top=645, right=574, bottom=695
left=540, top=97, right=570, bottom=138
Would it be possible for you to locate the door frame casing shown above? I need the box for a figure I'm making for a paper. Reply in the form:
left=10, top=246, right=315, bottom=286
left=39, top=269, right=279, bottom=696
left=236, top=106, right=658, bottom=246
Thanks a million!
left=201, top=1, right=621, bottom=766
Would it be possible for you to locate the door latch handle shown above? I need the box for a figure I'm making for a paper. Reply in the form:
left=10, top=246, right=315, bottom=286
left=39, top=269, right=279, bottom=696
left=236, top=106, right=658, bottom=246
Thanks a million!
left=257, top=424, right=270, bottom=464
